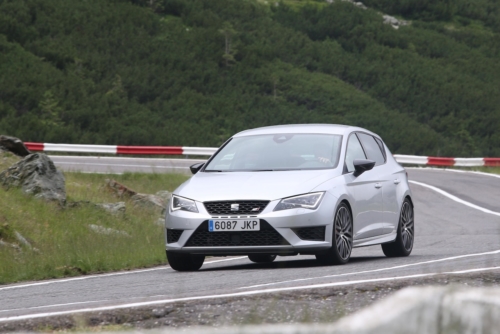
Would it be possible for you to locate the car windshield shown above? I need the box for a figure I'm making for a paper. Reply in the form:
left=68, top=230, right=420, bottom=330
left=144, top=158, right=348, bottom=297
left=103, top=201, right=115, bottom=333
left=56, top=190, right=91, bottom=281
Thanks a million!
left=205, top=133, right=342, bottom=172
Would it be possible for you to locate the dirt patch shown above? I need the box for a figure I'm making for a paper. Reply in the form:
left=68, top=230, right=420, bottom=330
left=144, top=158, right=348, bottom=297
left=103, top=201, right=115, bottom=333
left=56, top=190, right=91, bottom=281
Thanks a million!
left=1, top=271, right=499, bottom=332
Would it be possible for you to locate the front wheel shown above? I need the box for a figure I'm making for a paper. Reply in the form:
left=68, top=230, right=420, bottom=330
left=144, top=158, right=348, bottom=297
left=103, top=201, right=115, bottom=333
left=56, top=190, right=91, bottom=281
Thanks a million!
left=316, top=202, right=353, bottom=265
left=167, top=251, right=205, bottom=271
left=382, top=198, right=414, bottom=257
left=248, top=254, right=276, bottom=263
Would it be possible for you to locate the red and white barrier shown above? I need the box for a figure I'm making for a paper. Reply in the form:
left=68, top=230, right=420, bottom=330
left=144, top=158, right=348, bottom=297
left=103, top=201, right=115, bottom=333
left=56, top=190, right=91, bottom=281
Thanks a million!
left=24, top=142, right=218, bottom=156
left=393, top=155, right=500, bottom=167
left=24, top=142, right=500, bottom=167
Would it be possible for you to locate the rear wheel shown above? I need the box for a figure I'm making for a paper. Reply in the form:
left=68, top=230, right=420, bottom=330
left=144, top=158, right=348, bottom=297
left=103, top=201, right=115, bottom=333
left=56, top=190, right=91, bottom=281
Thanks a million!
left=382, top=198, right=414, bottom=257
left=167, top=251, right=205, bottom=271
left=316, top=202, right=353, bottom=265
left=248, top=254, right=276, bottom=263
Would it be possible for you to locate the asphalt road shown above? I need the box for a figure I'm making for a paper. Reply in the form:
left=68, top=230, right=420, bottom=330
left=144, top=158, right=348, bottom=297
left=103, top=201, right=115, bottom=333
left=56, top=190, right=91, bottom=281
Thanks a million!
left=48, top=155, right=205, bottom=174
left=0, top=165, right=499, bottom=323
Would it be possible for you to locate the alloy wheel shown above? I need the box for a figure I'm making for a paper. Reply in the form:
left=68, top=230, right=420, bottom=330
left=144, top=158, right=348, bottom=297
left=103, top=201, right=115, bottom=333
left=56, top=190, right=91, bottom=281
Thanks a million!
left=335, top=206, right=353, bottom=261
left=400, top=201, right=414, bottom=251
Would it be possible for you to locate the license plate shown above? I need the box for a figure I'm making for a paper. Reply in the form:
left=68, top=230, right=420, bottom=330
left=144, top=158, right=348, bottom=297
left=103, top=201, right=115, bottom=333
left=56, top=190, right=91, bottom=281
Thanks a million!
left=208, top=219, right=260, bottom=232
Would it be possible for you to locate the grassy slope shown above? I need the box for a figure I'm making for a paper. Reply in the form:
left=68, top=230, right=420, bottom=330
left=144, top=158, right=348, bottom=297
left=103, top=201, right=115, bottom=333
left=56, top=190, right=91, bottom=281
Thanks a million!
left=0, top=153, right=188, bottom=284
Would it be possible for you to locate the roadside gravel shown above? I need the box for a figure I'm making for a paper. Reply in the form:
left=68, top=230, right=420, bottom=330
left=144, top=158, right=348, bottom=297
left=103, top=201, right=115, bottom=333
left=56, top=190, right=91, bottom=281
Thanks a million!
left=1, top=271, right=499, bottom=333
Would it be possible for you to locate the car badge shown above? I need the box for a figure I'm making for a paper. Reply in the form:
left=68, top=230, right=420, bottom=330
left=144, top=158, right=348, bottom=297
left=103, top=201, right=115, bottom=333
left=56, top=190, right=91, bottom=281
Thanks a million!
left=251, top=207, right=260, bottom=212
left=231, top=204, right=239, bottom=211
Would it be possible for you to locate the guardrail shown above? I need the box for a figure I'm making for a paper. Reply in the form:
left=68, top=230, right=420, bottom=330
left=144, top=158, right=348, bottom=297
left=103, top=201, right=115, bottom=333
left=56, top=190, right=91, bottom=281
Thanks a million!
left=24, top=143, right=219, bottom=156
left=24, top=142, right=500, bottom=167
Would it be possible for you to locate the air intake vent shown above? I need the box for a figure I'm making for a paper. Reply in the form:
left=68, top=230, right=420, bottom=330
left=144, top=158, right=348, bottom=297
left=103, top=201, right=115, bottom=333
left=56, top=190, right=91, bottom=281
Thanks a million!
left=166, top=229, right=183, bottom=244
left=293, top=226, right=326, bottom=241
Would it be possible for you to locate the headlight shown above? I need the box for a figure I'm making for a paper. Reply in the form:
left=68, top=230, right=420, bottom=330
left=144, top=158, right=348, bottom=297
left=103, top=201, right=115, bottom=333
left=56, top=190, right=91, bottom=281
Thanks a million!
left=171, top=195, right=198, bottom=213
left=274, top=192, right=324, bottom=211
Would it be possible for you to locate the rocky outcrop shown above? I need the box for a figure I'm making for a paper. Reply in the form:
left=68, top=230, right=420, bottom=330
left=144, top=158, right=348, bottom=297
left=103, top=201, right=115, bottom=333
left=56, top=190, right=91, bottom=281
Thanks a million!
left=0, top=153, right=66, bottom=203
left=0, top=135, right=31, bottom=157
left=383, top=14, right=409, bottom=29
left=67, top=200, right=126, bottom=214
left=105, top=179, right=170, bottom=212
left=95, top=202, right=126, bottom=214
left=88, top=224, right=130, bottom=237
left=326, top=1, right=410, bottom=29
left=327, top=0, right=367, bottom=10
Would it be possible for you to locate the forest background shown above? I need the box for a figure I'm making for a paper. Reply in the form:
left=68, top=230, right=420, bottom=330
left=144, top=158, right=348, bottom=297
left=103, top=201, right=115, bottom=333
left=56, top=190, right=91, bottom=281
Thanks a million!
left=1, top=0, right=500, bottom=157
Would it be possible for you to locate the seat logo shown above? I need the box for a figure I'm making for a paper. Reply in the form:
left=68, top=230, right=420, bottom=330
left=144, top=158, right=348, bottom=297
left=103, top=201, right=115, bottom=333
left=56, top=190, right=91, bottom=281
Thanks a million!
left=231, top=204, right=239, bottom=211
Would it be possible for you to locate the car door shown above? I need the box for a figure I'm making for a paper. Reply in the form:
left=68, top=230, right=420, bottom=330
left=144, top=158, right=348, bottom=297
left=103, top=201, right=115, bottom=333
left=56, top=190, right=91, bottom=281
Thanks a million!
left=343, top=133, right=385, bottom=240
left=357, top=133, right=396, bottom=234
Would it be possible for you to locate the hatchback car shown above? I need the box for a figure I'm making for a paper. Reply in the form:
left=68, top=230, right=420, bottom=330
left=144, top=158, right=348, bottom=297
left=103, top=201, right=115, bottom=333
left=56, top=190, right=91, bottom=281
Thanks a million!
left=165, top=124, right=414, bottom=271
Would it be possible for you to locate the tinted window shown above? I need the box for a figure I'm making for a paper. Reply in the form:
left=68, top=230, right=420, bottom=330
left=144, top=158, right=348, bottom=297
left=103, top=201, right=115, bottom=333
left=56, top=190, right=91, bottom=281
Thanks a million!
left=345, top=134, right=367, bottom=173
left=357, top=133, right=385, bottom=166
left=374, top=137, right=387, bottom=160
left=205, top=134, right=342, bottom=171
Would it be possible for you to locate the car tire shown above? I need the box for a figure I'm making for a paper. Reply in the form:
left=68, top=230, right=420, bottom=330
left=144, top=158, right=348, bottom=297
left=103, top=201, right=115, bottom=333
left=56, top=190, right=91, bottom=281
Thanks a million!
left=316, top=202, right=353, bottom=265
left=382, top=198, right=414, bottom=257
left=248, top=254, right=277, bottom=263
left=167, top=251, right=205, bottom=271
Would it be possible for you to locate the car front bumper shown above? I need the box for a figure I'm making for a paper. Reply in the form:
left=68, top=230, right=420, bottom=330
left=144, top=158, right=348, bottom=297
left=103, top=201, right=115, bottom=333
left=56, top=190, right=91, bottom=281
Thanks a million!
left=165, top=195, right=336, bottom=256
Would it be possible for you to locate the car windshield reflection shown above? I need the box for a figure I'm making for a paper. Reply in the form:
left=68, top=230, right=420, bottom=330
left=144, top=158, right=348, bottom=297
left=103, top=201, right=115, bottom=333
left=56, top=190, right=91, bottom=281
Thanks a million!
left=204, top=134, right=342, bottom=172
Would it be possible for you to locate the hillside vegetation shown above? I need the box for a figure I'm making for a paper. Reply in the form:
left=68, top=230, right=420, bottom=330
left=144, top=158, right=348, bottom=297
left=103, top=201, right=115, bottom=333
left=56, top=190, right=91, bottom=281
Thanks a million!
left=1, top=0, right=500, bottom=156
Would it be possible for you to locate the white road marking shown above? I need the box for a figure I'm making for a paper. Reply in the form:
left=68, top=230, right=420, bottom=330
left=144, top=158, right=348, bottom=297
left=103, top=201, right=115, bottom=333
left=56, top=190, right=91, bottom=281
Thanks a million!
left=1, top=266, right=499, bottom=323
left=409, top=180, right=500, bottom=216
left=0, top=257, right=247, bottom=292
left=0, top=300, right=109, bottom=314
left=239, top=249, right=500, bottom=289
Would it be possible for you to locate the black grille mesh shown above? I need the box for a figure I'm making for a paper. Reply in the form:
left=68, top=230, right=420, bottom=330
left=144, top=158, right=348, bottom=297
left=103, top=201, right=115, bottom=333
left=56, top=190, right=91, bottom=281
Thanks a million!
left=293, top=226, right=326, bottom=241
left=185, top=220, right=289, bottom=247
left=204, top=200, right=269, bottom=215
left=166, top=229, right=183, bottom=244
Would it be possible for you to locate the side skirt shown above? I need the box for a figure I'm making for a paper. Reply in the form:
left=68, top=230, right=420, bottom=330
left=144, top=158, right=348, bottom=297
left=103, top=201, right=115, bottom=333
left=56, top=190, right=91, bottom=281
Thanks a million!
left=353, top=231, right=397, bottom=248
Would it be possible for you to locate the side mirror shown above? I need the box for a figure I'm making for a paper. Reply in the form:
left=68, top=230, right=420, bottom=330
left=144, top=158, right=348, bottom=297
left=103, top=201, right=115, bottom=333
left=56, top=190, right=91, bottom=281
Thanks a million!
left=189, top=163, right=204, bottom=175
left=353, top=159, right=375, bottom=177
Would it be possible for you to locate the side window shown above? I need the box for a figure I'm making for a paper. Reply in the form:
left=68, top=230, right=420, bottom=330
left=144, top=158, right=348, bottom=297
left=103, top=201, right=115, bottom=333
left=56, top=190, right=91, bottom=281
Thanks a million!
left=345, top=134, right=367, bottom=173
left=374, top=137, right=387, bottom=160
left=357, top=133, right=386, bottom=166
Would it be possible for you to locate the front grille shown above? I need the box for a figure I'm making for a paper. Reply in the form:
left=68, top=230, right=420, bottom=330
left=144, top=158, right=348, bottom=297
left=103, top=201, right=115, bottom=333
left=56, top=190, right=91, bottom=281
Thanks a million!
left=185, top=220, right=289, bottom=247
left=204, top=200, right=269, bottom=215
left=166, top=229, right=183, bottom=243
left=293, top=226, right=326, bottom=241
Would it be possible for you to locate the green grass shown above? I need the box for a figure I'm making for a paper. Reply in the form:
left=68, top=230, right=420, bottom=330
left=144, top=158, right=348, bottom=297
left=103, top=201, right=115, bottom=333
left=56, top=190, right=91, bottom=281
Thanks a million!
left=0, top=157, right=189, bottom=284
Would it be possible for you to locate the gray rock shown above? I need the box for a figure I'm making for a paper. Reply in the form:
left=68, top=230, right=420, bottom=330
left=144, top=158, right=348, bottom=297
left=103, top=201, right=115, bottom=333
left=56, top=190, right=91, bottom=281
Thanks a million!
left=0, top=153, right=66, bottom=202
left=155, top=217, right=165, bottom=226
left=88, top=224, right=130, bottom=237
left=131, top=193, right=167, bottom=211
left=0, top=135, right=31, bottom=157
left=14, top=231, right=32, bottom=249
left=105, top=179, right=137, bottom=198
left=95, top=202, right=126, bottom=214
left=155, top=190, right=171, bottom=201
left=383, top=14, right=409, bottom=29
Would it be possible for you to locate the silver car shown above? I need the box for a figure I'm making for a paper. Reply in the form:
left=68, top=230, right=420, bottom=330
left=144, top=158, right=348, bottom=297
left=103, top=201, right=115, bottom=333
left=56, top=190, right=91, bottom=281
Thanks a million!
left=165, top=124, right=414, bottom=271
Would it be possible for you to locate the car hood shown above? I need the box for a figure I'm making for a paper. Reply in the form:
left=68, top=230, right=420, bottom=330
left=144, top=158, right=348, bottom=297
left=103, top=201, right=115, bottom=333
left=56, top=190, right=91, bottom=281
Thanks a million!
left=175, top=170, right=338, bottom=202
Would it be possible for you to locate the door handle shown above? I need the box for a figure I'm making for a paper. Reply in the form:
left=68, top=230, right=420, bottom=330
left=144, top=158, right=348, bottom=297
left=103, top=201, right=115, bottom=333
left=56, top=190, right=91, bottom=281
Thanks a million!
left=394, top=179, right=401, bottom=184
left=375, top=183, right=382, bottom=189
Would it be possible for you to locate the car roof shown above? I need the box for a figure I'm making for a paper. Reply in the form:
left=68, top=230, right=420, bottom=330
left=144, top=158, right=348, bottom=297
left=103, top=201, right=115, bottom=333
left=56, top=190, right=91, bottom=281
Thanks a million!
left=233, top=124, right=379, bottom=138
